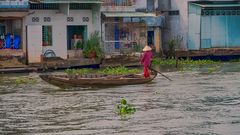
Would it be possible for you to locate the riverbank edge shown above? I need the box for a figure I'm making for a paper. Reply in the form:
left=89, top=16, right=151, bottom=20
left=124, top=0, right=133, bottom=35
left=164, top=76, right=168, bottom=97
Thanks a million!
left=0, top=56, right=142, bottom=74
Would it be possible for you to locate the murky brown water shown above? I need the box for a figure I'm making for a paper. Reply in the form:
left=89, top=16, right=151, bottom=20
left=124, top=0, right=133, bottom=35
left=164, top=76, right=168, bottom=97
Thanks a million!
left=0, top=63, right=239, bottom=135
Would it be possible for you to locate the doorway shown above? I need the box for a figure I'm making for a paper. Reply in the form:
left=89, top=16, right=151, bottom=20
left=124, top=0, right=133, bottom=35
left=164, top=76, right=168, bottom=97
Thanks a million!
left=67, top=25, right=87, bottom=50
left=147, top=31, right=154, bottom=46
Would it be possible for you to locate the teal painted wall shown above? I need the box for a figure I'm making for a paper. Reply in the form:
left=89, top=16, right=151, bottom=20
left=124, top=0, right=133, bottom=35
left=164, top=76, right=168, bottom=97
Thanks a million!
left=188, top=4, right=201, bottom=50
left=188, top=3, right=240, bottom=50
left=201, top=13, right=240, bottom=48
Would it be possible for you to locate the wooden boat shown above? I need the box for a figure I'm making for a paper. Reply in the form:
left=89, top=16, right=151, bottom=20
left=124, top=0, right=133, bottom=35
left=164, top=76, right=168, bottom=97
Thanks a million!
left=39, top=71, right=157, bottom=88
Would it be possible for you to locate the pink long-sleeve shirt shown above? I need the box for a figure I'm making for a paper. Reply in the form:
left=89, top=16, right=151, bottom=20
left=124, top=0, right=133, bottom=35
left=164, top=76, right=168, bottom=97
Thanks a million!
left=141, top=51, right=153, bottom=67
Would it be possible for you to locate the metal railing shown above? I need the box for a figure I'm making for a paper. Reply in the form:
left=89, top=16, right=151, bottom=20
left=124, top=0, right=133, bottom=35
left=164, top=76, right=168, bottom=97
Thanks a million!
left=103, top=41, right=142, bottom=55
left=102, top=0, right=136, bottom=6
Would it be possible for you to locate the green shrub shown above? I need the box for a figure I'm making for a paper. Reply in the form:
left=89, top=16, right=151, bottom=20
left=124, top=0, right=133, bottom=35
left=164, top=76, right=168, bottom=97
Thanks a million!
left=83, top=31, right=103, bottom=58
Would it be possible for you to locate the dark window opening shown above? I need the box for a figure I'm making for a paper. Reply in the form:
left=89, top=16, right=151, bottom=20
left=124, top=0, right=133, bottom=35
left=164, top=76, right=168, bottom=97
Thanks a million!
left=147, top=0, right=155, bottom=12
left=201, top=9, right=240, bottom=16
left=42, top=26, right=52, bottom=46
left=70, top=3, right=92, bottom=10
left=169, top=10, right=180, bottom=16
left=30, top=3, right=59, bottom=10
left=0, top=19, right=22, bottom=49
left=67, top=26, right=87, bottom=50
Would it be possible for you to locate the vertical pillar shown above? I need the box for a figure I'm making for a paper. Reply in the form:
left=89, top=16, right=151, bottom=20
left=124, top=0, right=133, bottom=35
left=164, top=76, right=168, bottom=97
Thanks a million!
left=22, top=18, right=26, bottom=54
left=92, top=3, right=101, bottom=33
left=154, top=27, right=161, bottom=53
left=114, top=17, right=120, bottom=49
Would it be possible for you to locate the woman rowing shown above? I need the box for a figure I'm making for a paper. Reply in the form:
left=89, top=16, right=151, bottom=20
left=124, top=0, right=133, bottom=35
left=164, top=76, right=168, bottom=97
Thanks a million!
left=140, top=45, right=153, bottom=78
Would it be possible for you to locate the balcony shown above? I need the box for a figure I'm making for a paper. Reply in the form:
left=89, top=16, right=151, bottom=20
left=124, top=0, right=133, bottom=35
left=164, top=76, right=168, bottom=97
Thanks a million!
left=101, top=0, right=136, bottom=12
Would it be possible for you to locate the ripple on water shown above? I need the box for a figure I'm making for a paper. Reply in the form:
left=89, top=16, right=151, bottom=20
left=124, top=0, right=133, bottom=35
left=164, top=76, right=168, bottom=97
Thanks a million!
left=201, top=96, right=240, bottom=106
left=0, top=67, right=239, bottom=134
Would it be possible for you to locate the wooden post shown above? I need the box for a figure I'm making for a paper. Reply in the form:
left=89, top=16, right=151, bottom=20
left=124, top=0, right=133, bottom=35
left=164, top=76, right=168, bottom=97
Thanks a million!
left=40, top=54, right=43, bottom=63
left=154, top=27, right=162, bottom=56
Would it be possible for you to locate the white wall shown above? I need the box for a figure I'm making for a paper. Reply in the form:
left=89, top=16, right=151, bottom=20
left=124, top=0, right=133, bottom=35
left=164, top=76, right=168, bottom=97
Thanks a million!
left=25, top=9, right=99, bottom=59
left=163, top=0, right=189, bottom=49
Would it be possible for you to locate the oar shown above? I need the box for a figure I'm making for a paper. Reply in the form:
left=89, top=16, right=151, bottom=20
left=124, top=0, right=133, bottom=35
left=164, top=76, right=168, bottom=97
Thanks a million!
left=149, top=67, right=173, bottom=81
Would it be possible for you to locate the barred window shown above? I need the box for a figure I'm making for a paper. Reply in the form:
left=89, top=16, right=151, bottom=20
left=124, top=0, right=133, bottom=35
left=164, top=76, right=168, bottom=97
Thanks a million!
left=42, top=26, right=52, bottom=46
left=69, top=3, right=91, bottom=10
left=30, top=3, right=59, bottom=10
left=201, top=10, right=240, bottom=16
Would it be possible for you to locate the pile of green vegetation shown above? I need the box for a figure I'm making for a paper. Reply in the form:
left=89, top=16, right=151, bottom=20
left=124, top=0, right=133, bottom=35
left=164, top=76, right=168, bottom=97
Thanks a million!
left=116, top=98, right=136, bottom=116
left=151, top=58, right=219, bottom=67
left=152, top=58, right=221, bottom=72
left=98, top=66, right=141, bottom=75
left=13, top=77, right=37, bottom=85
left=64, top=66, right=141, bottom=75
left=65, top=68, right=93, bottom=75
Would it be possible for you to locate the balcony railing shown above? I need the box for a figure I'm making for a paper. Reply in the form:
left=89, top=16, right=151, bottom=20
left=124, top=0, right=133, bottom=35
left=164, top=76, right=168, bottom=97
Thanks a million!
left=102, top=0, right=136, bottom=6
left=103, top=41, right=142, bottom=55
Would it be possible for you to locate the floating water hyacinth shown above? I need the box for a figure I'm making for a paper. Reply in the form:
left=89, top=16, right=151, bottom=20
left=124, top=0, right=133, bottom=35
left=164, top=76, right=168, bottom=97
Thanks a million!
left=116, top=98, right=136, bottom=116
left=14, top=77, right=37, bottom=85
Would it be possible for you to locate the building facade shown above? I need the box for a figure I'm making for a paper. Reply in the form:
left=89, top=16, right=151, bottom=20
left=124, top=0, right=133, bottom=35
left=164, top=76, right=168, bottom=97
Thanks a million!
left=0, top=0, right=29, bottom=59
left=0, top=0, right=101, bottom=64
left=101, top=0, right=164, bottom=56
left=26, top=0, right=101, bottom=63
left=158, top=0, right=240, bottom=52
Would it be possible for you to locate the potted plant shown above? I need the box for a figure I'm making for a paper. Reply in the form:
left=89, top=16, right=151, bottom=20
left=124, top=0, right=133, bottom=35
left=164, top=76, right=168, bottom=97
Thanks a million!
left=75, top=40, right=84, bottom=50
left=83, top=32, right=103, bottom=58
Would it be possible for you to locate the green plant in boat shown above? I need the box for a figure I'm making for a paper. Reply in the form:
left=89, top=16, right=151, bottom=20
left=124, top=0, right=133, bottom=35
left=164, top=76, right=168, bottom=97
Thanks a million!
left=65, top=67, right=141, bottom=75
left=64, top=68, right=93, bottom=75
left=98, top=66, right=141, bottom=75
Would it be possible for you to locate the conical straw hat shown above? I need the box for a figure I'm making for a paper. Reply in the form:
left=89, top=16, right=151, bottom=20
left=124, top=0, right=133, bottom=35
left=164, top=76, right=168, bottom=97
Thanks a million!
left=143, top=46, right=152, bottom=51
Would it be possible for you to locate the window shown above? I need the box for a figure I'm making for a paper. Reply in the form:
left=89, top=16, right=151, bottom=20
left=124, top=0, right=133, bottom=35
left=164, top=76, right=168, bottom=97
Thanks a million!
left=169, top=10, right=179, bottom=16
left=67, top=26, right=87, bottom=50
left=67, top=17, right=74, bottom=22
left=147, top=0, right=155, bottom=12
left=69, top=3, right=91, bottom=10
left=30, top=4, right=59, bottom=10
left=32, top=17, right=39, bottom=22
left=44, top=17, right=51, bottom=22
left=157, top=0, right=171, bottom=11
left=42, top=26, right=52, bottom=46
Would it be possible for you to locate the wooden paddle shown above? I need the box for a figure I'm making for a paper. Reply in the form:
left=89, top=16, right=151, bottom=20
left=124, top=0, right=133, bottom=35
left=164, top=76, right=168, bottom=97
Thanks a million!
left=149, top=67, right=173, bottom=81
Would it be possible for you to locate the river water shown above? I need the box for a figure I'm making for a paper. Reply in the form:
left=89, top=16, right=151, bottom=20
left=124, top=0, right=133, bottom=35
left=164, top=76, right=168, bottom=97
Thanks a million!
left=0, top=63, right=239, bottom=135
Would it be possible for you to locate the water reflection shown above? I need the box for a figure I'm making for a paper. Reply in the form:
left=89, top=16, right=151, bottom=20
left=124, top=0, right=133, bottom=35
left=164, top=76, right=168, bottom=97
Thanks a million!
left=0, top=63, right=239, bottom=134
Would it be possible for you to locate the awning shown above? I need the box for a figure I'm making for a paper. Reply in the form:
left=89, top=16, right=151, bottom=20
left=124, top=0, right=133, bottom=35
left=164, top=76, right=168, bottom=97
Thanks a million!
left=0, top=12, right=29, bottom=18
left=102, top=12, right=156, bottom=18
left=34, top=0, right=102, bottom=3
left=142, top=16, right=165, bottom=27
